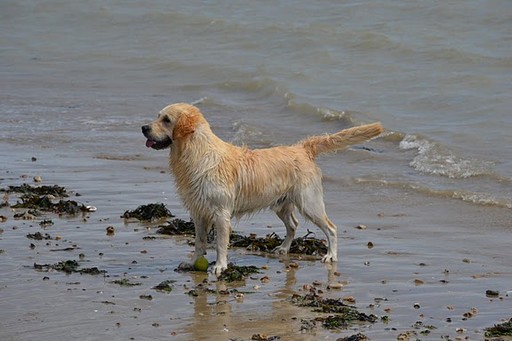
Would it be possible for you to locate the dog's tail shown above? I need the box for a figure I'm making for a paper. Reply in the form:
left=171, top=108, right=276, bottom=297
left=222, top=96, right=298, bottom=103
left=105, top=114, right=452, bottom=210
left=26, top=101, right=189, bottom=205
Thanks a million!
left=302, top=122, right=383, bottom=158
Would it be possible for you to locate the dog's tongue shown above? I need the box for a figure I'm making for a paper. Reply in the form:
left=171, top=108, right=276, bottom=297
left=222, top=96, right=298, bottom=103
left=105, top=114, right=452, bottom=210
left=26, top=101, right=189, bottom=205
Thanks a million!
left=145, top=139, right=156, bottom=148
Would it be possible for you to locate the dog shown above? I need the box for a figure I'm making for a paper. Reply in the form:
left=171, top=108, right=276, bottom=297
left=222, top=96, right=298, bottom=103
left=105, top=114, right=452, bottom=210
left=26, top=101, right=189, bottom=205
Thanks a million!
left=142, top=103, right=383, bottom=275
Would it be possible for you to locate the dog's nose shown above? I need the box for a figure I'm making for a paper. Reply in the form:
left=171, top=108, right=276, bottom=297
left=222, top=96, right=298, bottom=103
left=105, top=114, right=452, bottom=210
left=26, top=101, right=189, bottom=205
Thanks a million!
left=141, top=125, right=150, bottom=134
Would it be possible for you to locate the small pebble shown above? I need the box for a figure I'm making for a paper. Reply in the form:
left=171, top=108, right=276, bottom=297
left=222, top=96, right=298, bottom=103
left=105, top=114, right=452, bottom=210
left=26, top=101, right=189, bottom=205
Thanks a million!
left=33, top=176, right=42, bottom=183
left=327, top=282, right=343, bottom=290
left=342, top=296, right=356, bottom=304
left=356, top=224, right=367, bottom=230
left=485, top=289, right=499, bottom=297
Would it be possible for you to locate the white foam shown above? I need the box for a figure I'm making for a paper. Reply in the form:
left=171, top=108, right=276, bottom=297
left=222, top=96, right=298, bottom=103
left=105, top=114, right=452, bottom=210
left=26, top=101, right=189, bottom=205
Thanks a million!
left=399, top=134, right=494, bottom=178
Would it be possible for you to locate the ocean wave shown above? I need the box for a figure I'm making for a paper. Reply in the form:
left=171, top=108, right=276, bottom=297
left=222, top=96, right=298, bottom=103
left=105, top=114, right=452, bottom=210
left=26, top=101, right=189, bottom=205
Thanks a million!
left=231, top=121, right=273, bottom=148
left=352, top=177, right=512, bottom=209
left=399, top=134, right=494, bottom=178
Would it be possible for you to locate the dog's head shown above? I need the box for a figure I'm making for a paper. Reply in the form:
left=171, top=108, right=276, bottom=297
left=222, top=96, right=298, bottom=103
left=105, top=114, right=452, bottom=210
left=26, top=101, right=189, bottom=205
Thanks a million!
left=141, top=103, right=204, bottom=150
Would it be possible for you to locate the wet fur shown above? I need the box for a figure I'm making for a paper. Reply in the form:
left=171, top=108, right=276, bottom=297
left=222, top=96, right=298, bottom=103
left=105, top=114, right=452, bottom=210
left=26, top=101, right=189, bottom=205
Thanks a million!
left=142, top=103, right=383, bottom=275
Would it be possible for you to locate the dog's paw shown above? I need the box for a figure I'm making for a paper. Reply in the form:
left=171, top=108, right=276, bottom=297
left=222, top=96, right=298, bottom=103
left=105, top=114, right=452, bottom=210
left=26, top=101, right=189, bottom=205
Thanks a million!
left=321, top=254, right=337, bottom=263
left=272, top=246, right=289, bottom=255
left=212, top=263, right=227, bottom=276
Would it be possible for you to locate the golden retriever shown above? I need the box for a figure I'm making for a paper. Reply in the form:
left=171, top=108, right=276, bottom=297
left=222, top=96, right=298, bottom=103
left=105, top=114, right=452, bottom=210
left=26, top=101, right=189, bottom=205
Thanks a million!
left=142, top=103, right=382, bottom=275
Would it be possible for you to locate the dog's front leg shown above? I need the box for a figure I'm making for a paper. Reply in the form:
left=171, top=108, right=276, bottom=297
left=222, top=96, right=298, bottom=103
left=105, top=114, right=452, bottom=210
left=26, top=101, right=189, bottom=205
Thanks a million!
left=212, top=212, right=230, bottom=276
left=193, top=217, right=208, bottom=262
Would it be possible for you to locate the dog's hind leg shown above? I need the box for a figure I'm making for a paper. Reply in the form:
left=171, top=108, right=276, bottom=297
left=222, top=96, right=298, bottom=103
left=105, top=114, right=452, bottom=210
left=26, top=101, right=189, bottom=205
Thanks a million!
left=298, top=185, right=338, bottom=262
left=273, top=203, right=298, bottom=255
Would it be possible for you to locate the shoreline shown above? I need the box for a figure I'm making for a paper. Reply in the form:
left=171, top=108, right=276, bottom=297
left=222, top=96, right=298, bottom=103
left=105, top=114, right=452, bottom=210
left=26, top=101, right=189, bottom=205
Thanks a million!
left=1, top=147, right=511, bottom=340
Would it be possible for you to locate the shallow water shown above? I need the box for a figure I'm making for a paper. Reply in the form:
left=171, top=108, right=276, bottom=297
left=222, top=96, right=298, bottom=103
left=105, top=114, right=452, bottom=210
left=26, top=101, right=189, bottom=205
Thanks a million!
left=1, top=0, right=511, bottom=340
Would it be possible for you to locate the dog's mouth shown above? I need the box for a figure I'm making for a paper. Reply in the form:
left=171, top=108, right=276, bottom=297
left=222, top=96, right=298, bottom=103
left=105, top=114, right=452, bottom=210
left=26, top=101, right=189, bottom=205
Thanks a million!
left=145, top=137, right=172, bottom=150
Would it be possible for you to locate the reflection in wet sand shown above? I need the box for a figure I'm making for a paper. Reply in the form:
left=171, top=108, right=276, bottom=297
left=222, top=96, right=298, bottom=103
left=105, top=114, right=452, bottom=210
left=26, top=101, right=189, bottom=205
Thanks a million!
left=184, top=261, right=342, bottom=340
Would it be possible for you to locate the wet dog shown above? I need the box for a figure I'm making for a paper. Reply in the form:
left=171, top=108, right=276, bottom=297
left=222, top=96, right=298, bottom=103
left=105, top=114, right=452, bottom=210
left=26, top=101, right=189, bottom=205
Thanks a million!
left=142, top=103, right=382, bottom=275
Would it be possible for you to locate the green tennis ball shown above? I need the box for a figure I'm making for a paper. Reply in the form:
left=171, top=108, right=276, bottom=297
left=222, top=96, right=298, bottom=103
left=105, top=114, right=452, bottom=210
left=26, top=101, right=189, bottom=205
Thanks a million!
left=193, top=256, right=209, bottom=271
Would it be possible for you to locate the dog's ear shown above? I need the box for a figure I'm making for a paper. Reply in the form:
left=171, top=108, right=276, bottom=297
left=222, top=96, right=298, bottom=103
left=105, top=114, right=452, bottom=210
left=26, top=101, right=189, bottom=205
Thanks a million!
left=172, top=114, right=196, bottom=140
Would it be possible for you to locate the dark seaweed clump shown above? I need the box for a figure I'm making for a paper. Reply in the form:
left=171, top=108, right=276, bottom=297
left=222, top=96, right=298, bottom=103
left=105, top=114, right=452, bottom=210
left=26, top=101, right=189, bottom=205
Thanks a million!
left=156, top=218, right=328, bottom=257
left=152, top=280, right=176, bottom=293
left=291, top=290, right=377, bottom=330
left=27, top=232, right=52, bottom=240
left=218, top=263, right=260, bottom=282
left=2, top=184, right=68, bottom=197
left=231, top=230, right=328, bottom=257
left=122, top=203, right=174, bottom=221
left=485, top=318, right=512, bottom=338
left=34, top=260, right=106, bottom=275
left=337, top=333, right=369, bottom=341
left=12, top=195, right=88, bottom=214
left=156, top=218, right=195, bottom=235
left=110, top=278, right=142, bottom=287
left=4, top=183, right=87, bottom=215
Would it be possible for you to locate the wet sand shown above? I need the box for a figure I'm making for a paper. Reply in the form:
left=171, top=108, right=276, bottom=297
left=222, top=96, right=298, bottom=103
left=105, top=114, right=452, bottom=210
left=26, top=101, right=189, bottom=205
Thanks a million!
left=1, top=147, right=511, bottom=341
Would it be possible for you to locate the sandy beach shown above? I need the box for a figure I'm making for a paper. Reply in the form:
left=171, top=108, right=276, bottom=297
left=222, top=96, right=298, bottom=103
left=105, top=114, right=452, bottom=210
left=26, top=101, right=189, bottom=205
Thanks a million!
left=1, top=147, right=510, bottom=341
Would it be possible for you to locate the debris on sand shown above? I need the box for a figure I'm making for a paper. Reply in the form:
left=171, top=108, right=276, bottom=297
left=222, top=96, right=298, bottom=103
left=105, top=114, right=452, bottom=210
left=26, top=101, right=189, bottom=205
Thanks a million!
left=231, top=230, right=327, bottom=256
left=291, top=288, right=377, bottom=330
left=219, top=263, right=260, bottom=282
left=2, top=184, right=68, bottom=197
left=33, top=259, right=106, bottom=275
left=111, top=278, right=142, bottom=287
left=27, top=231, right=53, bottom=240
left=152, top=280, right=175, bottom=293
left=11, top=195, right=89, bottom=215
left=122, top=203, right=174, bottom=221
left=336, top=333, right=370, bottom=341
left=156, top=218, right=195, bottom=235
left=485, top=318, right=512, bottom=338
left=152, top=219, right=329, bottom=258
left=250, top=334, right=281, bottom=341
left=5, top=185, right=90, bottom=215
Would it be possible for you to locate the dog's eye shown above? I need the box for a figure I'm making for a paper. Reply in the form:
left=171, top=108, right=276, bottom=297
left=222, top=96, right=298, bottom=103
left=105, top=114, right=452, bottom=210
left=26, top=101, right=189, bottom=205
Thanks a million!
left=162, top=116, right=171, bottom=124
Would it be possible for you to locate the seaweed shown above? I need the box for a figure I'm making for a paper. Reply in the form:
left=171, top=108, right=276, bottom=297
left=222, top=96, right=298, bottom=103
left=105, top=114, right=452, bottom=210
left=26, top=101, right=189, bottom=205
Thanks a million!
left=12, top=194, right=88, bottom=215
left=156, top=218, right=195, bottom=235
left=122, top=203, right=174, bottom=221
left=33, top=259, right=106, bottom=275
left=2, top=184, right=68, bottom=197
left=39, top=219, right=54, bottom=227
left=53, top=260, right=80, bottom=273
left=152, top=280, right=175, bottom=293
left=289, top=230, right=328, bottom=256
left=485, top=318, right=512, bottom=338
left=218, top=263, right=260, bottom=282
left=250, top=334, right=281, bottom=341
left=230, top=232, right=282, bottom=252
left=111, top=278, right=142, bottom=287
left=231, top=230, right=327, bottom=256
left=26, top=232, right=53, bottom=240
left=155, top=220, right=328, bottom=257
left=291, top=290, right=377, bottom=330
left=337, top=333, right=369, bottom=341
